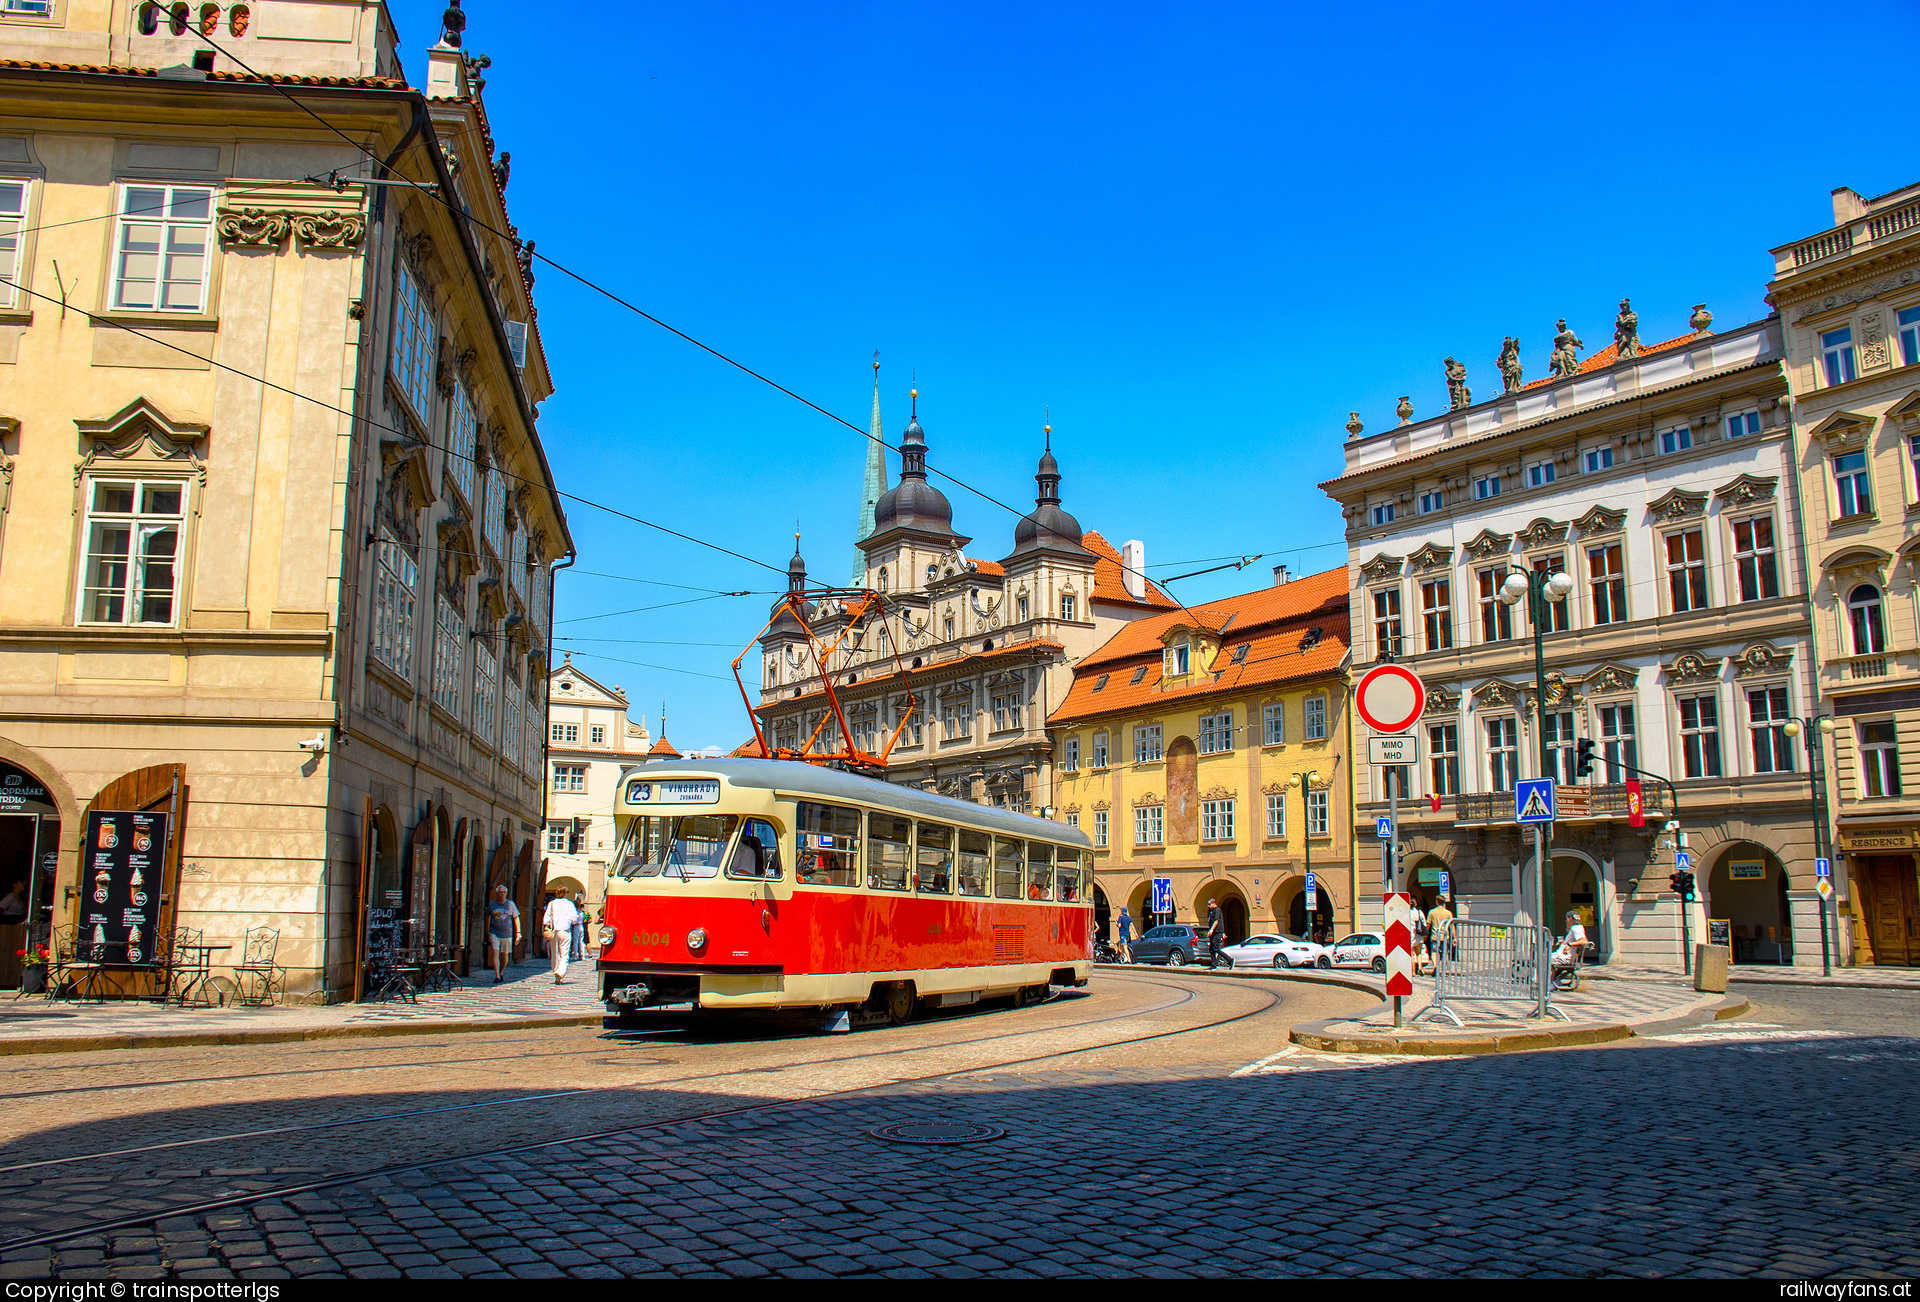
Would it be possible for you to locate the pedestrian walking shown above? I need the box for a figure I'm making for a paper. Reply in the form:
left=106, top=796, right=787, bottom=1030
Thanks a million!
left=1205, top=898, right=1225, bottom=968
left=485, top=885, right=520, bottom=984
left=1116, top=907, right=1133, bottom=963
left=1428, top=897, right=1455, bottom=967
left=543, top=892, right=581, bottom=984
left=569, top=892, right=588, bottom=963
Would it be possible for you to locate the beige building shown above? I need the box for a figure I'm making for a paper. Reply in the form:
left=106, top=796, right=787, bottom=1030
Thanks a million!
left=1768, top=181, right=1920, bottom=966
left=542, top=659, right=651, bottom=912
left=0, top=1, right=571, bottom=998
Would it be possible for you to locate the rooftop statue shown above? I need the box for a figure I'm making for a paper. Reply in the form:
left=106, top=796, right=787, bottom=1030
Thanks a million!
left=1498, top=336, right=1524, bottom=393
left=1444, top=357, right=1471, bottom=410
left=1548, top=318, right=1584, bottom=379
left=1614, top=298, right=1640, bottom=359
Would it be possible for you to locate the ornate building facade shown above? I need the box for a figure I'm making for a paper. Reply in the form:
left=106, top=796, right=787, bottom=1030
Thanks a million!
left=542, top=660, right=650, bottom=914
left=1322, top=309, right=1823, bottom=967
left=1048, top=567, right=1356, bottom=946
left=0, top=2, right=570, bottom=997
left=754, top=396, right=1172, bottom=814
left=1768, top=180, right=1920, bottom=965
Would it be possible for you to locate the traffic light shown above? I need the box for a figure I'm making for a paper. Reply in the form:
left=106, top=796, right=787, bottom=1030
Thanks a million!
left=1680, top=871, right=1697, bottom=902
left=1669, top=871, right=1684, bottom=897
left=1575, top=738, right=1596, bottom=778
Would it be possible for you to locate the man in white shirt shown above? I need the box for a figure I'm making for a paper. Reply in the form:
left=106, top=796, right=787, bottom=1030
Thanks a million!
left=542, top=893, right=581, bottom=984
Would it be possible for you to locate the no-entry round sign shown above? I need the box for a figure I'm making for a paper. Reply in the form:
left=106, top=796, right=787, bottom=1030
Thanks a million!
left=1355, top=664, right=1426, bottom=735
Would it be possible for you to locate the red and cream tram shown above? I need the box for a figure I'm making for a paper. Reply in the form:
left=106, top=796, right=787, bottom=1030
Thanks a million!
left=597, top=758, right=1094, bottom=1029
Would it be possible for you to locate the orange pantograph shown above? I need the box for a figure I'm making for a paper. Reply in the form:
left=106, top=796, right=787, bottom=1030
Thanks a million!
left=732, top=587, right=918, bottom=772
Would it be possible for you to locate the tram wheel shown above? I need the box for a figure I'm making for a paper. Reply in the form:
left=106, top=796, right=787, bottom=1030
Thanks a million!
left=886, top=983, right=917, bottom=1026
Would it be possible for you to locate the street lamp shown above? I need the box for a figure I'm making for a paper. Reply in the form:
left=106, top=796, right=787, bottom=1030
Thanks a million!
left=1497, top=566, right=1574, bottom=931
left=1289, top=770, right=1320, bottom=941
left=1781, top=715, right=1838, bottom=975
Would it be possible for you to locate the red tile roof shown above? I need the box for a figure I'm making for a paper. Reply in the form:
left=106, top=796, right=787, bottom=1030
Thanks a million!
left=730, top=738, right=769, bottom=758
left=0, top=58, right=406, bottom=88
left=649, top=738, right=682, bottom=758
left=1050, top=567, right=1349, bottom=725
left=1082, top=531, right=1177, bottom=609
left=1523, top=329, right=1699, bottom=389
left=970, top=559, right=1005, bottom=578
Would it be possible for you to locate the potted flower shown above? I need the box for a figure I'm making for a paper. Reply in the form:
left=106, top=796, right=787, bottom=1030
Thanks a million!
left=17, top=943, right=48, bottom=995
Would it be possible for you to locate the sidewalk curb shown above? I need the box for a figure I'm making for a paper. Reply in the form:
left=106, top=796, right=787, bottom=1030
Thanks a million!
left=1286, top=990, right=1753, bottom=1057
left=1588, top=969, right=1920, bottom=992
left=1093, top=961, right=1385, bottom=1000
left=0, top=1012, right=605, bottom=1057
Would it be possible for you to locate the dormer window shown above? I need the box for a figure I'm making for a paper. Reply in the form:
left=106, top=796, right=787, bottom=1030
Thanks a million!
left=1165, top=642, right=1191, bottom=675
left=1231, top=643, right=1250, bottom=664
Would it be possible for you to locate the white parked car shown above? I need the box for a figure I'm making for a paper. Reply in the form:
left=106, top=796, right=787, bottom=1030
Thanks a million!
left=1216, top=933, right=1328, bottom=970
left=1324, top=932, right=1387, bottom=973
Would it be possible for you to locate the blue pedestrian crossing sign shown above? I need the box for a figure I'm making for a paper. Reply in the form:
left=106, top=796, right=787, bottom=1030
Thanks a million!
left=1816, top=857, right=1831, bottom=879
left=1676, top=851, right=1692, bottom=870
left=1151, top=876, right=1173, bottom=914
left=1375, top=816, right=1392, bottom=839
left=1515, top=778, right=1557, bottom=825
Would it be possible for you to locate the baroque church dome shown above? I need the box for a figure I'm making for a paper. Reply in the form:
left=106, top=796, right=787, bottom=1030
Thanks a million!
left=1010, top=426, right=1086, bottom=556
left=871, top=390, right=954, bottom=535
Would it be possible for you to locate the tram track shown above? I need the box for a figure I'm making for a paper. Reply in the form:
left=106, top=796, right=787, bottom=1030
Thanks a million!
left=0, top=971, right=1295, bottom=1254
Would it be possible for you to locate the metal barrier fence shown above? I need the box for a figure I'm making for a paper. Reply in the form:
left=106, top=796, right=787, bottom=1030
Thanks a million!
left=1413, top=919, right=1568, bottom=1027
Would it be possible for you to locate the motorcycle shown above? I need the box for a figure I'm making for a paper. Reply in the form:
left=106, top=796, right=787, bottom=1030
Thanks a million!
left=1092, top=937, right=1124, bottom=964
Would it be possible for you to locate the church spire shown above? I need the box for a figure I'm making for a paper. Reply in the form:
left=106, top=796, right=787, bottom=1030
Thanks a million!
left=852, top=353, right=888, bottom=585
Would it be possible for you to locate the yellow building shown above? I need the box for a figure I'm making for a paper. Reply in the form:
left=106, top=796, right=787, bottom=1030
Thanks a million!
left=1049, top=567, right=1357, bottom=945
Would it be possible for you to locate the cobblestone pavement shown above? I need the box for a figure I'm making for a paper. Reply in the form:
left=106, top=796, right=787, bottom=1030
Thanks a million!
left=1320, top=969, right=1714, bottom=1037
left=1, top=977, right=1916, bottom=1278
left=1597, top=963, right=1920, bottom=990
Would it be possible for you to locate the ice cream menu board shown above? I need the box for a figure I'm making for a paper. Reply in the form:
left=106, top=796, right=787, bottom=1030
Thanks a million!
left=81, top=810, right=168, bottom=967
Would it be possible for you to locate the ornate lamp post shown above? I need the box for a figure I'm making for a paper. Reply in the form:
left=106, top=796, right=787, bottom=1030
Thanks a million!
left=1497, top=567, right=1575, bottom=929
left=1289, top=769, right=1321, bottom=941
left=1781, top=715, right=1837, bottom=975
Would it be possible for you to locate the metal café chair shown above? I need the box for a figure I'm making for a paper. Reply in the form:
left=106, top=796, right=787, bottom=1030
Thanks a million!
left=234, top=926, right=284, bottom=1007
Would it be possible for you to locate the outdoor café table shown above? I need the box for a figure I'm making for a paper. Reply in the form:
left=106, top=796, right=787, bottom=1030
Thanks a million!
left=373, top=946, right=427, bottom=1003
left=172, top=943, right=234, bottom=1007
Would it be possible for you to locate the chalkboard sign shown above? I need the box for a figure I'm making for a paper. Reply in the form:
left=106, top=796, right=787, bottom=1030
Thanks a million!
left=81, top=810, right=168, bottom=968
left=1707, top=918, right=1731, bottom=948
left=364, top=906, right=400, bottom=993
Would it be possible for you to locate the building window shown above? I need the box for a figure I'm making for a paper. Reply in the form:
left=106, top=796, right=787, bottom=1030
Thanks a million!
left=1306, top=789, right=1329, bottom=837
left=1372, top=589, right=1402, bottom=658
left=1732, top=517, right=1779, bottom=602
left=1848, top=584, right=1887, bottom=655
left=483, top=464, right=506, bottom=557
left=1201, top=799, right=1235, bottom=842
left=591, top=725, right=606, bottom=745
left=1093, top=809, right=1108, bottom=848
left=1134, top=805, right=1163, bottom=846
left=1428, top=723, right=1459, bottom=796
left=1530, top=556, right=1570, bottom=631
left=1544, top=710, right=1576, bottom=783
left=1065, top=811, right=1079, bottom=831
left=1063, top=737, right=1079, bottom=773
left=1911, top=436, right=1920, bottom=504
left=1678, top=694, right=1722, bottom=779
left=941, top=700, right=969, bottom=741
left=0, top=178, right=26, bottom=309
left=552, top=763, right=586, bottom=793
left=1822, top=326, right=1857, bottom=387
left=1599, top=703, right=1636, bottom=783
left=1834, top=451, right=1872, bottom=518
left=78, top=479, right=186, bottom=626
left=547, top=821, right=570, bottom=854
left=1266, top=792, right=1287, bottom=838
left=1133, top=724, right=1163, bottom=762
left=446, top=382, right=477, bottom=504
left=112, top=183, right=213, bottom=313
left=1381, top=765, right=1410, bottom=799
left=1584, top=446, right=1614, bottom=473
left=1420, top=579, right=1452, bottom=651
left=1092, top=731, right=1109, bottom=768
left=1748, top=687, right=1795, bottom=774
left=1485, top=717, right=1519, bottom=792
left=1164, top=642, right=1191, bottom=675
left=1527, top=460, right=1556, bottom=488
left=471, top=641, right=498, bottom=746
left=1901, top=307, right=1920, bottom=367
left=1474, top=475, right=1501, bottom=500
left=1372, top=502, right=1395, bottom=525
left=1659, top=426, right=1694, bottom=455
left=1016, top=595, right=1029, bottom=622
left=370, top=534, right=417, bottom=678
left=551, top=722, right=578, bottom=744
left=1198, top=711, right=1234, bottom=755
left=1263, top=703, right=1285, bottom=746
left=1725, top=409, right=1762, bottom=439
left=1303, top=696, right=1327, bottom=741
left=1588, top=543, right=1626, bottom=624
left=1062, top=594, right=1077, bottom=621
left=1419, top=490, right=1444, bottom=514
left=431, top=597, right=463, bottom=717
left=1861, top=720, right=1902, bottom=797
left=1665, top=529, right=1709, bottom=613
left=1478, top=567, right=1514, bottom=642
left=990, top=692, right=1022, bottom=732
left=503, top=688, right=522, bottom=770
left=943, top=616, right=954, bottom=641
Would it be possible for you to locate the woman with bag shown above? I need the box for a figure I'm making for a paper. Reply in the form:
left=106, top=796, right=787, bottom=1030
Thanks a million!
left=542, top=893, right=580, bottom=984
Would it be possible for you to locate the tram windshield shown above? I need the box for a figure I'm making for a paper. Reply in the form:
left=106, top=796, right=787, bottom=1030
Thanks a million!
left=617, top=815, right=740, bottom=879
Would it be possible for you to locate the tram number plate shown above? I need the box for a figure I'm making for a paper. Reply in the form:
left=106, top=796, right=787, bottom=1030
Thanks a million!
left=627, top=779, right=720, bottom=805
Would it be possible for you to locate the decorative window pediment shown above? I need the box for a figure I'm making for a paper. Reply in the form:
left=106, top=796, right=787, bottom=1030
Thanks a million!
left=1472, top=679, right=1518, bottom=707
left=1713, top=473, right=1778, bottom=507
left=1424, top=684, right=1458, bottom=716
left=1665, top=652, right=1723, bottom=683
left=1883, top=389, right=1920, bottom=431
left=1261, top=779, right=1288, bottom=795
left=1584, top=663, right=1638, bottom=696
left=1821, top=544, right=1891, bottom=586
left=1516, top=517, right=1570, bottom=549
left=1807, top=409, right=1875, bottom=449
left=1359, top=552, right=1404, bottom=582
left=1092, top=799, right=1111, bottom=812
left=1648, top=487, right=1709, bottom=523
left=1460, top=528, right=1512, bottom=560
left=1734, top=641, right=1792, bottom=677
left=1574, top=504, right=1626, bottom=536
left=74, top=397, right=208, bottom=491
left=1132, top=791, right=1164, bottom=808
left=1408, top=542, right=1453, bottom=572
left=935, top=681, right=974, bottom=700
left=1202, top=785, right=1237, bottom=800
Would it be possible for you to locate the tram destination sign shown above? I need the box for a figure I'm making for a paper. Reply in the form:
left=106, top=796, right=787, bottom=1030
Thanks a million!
left=80, top=810, right=167, bottom=969
left=625, top=778, right=721, bottom=806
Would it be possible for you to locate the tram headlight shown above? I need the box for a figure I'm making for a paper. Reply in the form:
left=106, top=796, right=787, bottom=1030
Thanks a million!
left=598, top=925, right=617, bottom=949
left=687, top=927, right=708, bottom=951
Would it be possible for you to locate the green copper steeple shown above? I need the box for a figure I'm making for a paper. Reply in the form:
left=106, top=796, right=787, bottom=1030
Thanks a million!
left=852, top=355, right=888, bottom=585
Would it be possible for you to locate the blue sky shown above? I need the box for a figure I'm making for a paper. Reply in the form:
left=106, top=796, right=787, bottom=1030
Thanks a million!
left=390, top=0, right=1916, bottom=752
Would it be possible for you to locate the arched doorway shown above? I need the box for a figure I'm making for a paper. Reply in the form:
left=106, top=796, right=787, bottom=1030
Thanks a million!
left=1092, top=885, right=1112, bottom=942
left=1190, top=883, right=1249, bottom=945
left=0, top=759, right=61, bottom=988
left=1406, top=855, right=1449, bottom=911
left=1280, top=873, right=1335, bottom=942
left=1128, top=879, right=1165, bottom=928
left=1705, top=843, right=1792, bottom=965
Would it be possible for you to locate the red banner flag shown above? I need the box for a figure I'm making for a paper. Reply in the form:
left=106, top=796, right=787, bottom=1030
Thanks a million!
left=1430, top=794, right=1442, bottom=813
left=1625, top=778, right=1644, bottom=828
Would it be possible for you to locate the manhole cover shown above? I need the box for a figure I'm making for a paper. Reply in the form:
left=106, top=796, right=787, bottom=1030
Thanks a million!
left=867, top=1121, right=1005, bottom=1145
left=591, top=1056, right=668, bottom=1066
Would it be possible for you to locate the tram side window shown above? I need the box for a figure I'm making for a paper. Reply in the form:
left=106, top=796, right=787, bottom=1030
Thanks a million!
left=1025, top=841, right=1053, bottom=900
left=726, top=818, right=783, bottom=880
left=916, top=823, right=954, bottom=894
left=795, top=801, right=860, bottom=886
left=956, top=829, right=990, bottom=897
left=993, top=836, right=1024, bottom=899
left=868, top=812, right=911, bottom=891
left=1056, top=847, right=1082, bottom=902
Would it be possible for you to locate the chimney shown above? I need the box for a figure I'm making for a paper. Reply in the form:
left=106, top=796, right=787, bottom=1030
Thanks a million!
left=1120, top=540, right=1146, bottom=601
left=1832, top=187, right=1868, bottom=227
left=1272, top=565, right=1291, bottom=587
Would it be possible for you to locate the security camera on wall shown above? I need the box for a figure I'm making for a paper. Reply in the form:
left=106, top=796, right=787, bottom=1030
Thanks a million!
left=297, top=734, right=328, bottom=754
